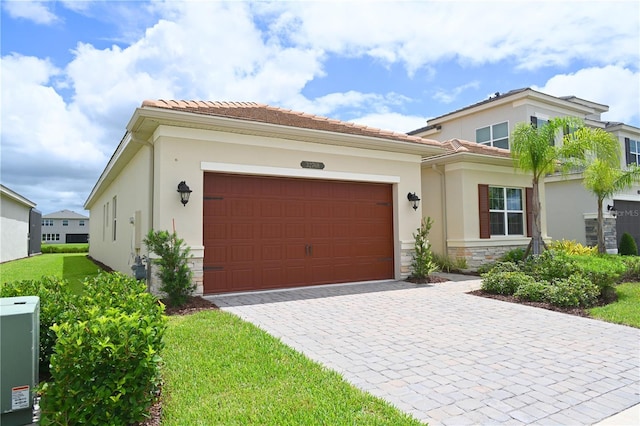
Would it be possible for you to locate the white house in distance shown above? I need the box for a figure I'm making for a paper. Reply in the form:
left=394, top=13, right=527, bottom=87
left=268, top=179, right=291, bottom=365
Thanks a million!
left=1, top=184, right=41, bottom=263
left=85, top=100, right=542, bottom=295
left=41, top=210, right=90, bottom=244
left=409, top=88, right=640, bottom=252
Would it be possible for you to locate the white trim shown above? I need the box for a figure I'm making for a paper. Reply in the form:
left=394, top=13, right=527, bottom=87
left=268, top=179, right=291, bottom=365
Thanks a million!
left=200, top=162, right=401, bottom=183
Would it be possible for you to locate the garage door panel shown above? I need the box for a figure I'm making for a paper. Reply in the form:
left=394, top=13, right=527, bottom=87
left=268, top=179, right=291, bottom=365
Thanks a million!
left=204, top=173, right=393, bottom=294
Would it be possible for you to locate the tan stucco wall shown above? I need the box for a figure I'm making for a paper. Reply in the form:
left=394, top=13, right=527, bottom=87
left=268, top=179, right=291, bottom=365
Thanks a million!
left=422, top=160, right=539, bottom=265
left=151, top=125, right=423, bottom=283
left=88, top=145, right=153, bottom=276
left=545, top=176, right=596, bottom=245
left=0, top=195, right=31, bottom=263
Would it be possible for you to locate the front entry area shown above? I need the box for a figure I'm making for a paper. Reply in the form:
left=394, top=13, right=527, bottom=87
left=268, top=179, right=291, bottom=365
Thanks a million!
left=203, top=173, right=394, bottom=294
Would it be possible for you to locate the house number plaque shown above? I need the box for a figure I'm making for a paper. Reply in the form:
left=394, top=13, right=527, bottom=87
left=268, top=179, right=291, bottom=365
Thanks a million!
left=300, top=161, right=325, bottom=170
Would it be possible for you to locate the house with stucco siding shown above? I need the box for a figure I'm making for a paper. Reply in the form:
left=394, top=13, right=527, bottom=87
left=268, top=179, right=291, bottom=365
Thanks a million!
left=85, top=100, right=542, bottom=295
left=1, top=184, right=41, bottom=263
left=409, top=88, right=640, bottom=252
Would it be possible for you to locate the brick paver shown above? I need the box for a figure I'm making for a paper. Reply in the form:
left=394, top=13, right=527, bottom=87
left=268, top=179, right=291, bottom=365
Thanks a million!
left=208, top=278, right=640, bottom=425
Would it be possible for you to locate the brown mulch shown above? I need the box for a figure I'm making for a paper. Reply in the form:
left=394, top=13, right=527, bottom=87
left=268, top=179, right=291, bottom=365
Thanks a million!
left=405, top=275, right=450, bottom=284
left=138, top=296, right=219, bottom=426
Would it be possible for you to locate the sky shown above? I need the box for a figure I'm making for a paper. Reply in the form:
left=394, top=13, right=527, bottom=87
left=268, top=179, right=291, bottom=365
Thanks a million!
left=1, top=0, right=639, bottom=216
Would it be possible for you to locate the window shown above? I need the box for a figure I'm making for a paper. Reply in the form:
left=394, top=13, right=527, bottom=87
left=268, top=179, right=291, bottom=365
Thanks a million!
left=79, top=220, right=85, bottom=226
left=42, top=219, right=53, bottom=226
left=476, top=122, right=509, bottom=149
left=62, top=220, right=69, bottom=226
left=489, top=187, right=524, bottom=236
left=627, top=138, right=639, bottom=165
left=42, top=233, right=60, bottom=242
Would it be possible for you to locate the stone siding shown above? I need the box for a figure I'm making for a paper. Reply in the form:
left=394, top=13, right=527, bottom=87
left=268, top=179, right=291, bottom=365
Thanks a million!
left=585, top=217, right=617, bottom=252
left=147, top=256, right=203, bottom=297
left=448, top=245, right=528, bottom=269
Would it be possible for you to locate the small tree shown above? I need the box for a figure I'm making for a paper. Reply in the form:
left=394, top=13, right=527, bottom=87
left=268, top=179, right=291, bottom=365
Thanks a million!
left=410, top=217, right=439, bottom=281
left=563, top=127, right=640, bottom=254
left=144, top=229, right=194, bottom=307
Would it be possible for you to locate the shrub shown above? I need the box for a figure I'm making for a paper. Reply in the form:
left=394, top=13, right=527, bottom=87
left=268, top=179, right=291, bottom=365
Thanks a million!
left=522, top=250, right=578, bottom=282
left=0, top=277, right=79, bottom=375
left=481, top=270, right=534, bottom=295
left=546, top=274, right=600, bottom=308
left=39, top=273, right=166, bottom=426
left=41, top=308, right=165, bottom=425
left=41, top=244, right=89, bottom=253
left=619, top=232, right=638, bottom=256
left=410, top=217, right=439, bottom=279
left=501, top=247, right=526, bottom=263
left=514, top=280, right=548, bottom=302
left=432, top=253, right=467, bottom=273
left=620, top=256, right=640, bottom=282
left=548, top=239, right=597, bottom=256
left=570, top=255, right=626, bottom=293
left=144, top=229, right=195, bottom=307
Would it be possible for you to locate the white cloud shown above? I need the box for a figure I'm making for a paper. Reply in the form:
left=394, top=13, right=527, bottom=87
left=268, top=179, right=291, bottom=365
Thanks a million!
left=534, top=65, right=640, bottom=125
left=2, top=0, right=59, bottom=24
left=433, top=81, right=480, bottom=104
left=349, top=112, right=429, bottom=134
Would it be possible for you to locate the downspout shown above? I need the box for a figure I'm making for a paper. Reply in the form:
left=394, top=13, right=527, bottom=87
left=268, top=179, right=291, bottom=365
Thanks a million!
left=432, top=164, right=448, bottom=255
left=132, top=136, right=155, bottom=291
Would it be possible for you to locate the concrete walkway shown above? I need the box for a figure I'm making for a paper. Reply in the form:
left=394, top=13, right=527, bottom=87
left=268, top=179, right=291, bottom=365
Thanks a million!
left=207, top=277, right=640, bottom=425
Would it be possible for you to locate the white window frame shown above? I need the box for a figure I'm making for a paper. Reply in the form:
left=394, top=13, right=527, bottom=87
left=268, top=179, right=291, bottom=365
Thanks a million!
left=489, top=186, right=524, bottom=236
left=476, top=121, right=509, bottom=149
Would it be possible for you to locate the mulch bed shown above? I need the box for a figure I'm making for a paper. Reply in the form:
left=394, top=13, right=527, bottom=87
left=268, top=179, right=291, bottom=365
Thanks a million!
left=467, top=290, right=592, bottom=317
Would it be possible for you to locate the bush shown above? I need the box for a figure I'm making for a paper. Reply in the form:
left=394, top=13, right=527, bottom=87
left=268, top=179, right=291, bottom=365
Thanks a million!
left=548, top=239, right=597, bottom=256
left=432, top=253, right=467, bottom=273
left=481, top=270, right=534, bottom=295
left=570, top=255, right=626, bottom=294
left=41, top=308, right=165, bottom=425
left=619, top=232, right=638, bottom=256
left=144, top=230, right=195, bottom=307
left=501, top=247, right=526, bottom=263
left=522, top=250, right=579, bottom=282
left=546, top=274, right=600, bottom=308
left=41, top=244, right=89, bottom=253
left=39, top=273, right=166, bottom=426
left=514, top=280, right=548, bottom=302
left=620, top=256, right=640, bottom=282
left=0, top=277, right=79, bottom=375
left=410, top=217, right=439, bottom=279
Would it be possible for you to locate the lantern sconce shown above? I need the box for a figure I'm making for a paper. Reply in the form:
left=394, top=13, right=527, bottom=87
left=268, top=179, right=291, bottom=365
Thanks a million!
left=607, top=204, right=617, bottom=217
left=177, top=181, right=192, bottom=206
left=407, top=192, right=421, bottom=211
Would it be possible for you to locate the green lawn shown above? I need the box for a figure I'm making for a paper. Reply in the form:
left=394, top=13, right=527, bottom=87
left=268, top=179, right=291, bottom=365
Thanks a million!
left=589, top=282, right=640, bottom=328
left=162, top=310, right=424, bottom=425
left=0, top=253, right=102, bottom=292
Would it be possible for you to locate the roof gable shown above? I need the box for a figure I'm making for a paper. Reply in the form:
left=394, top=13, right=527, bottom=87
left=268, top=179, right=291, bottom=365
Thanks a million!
left=43, top=209, right=89, bottom=219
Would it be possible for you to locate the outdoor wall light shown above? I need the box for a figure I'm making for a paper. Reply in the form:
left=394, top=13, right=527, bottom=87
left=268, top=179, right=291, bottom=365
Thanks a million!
left=607, top=204, right=617, bottom=217
left=177, top=181, right=192, bottom=206
left=407, top=192, right=421, bottom=211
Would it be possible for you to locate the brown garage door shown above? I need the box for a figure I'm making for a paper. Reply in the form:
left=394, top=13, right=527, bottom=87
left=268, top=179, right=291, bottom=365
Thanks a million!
left=203, top=173, right=394, bottom=294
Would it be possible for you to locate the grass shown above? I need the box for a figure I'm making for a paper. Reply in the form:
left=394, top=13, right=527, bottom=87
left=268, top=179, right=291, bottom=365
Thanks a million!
left=589, top=282, right=640, bottom=328
left=0, top=253, right=102, bottom=292
left=162, top=310, right=424, bottom=425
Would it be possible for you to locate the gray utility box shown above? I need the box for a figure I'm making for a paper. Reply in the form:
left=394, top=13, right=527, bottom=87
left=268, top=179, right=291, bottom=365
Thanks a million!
left=1, top=296, right=40, bottom=426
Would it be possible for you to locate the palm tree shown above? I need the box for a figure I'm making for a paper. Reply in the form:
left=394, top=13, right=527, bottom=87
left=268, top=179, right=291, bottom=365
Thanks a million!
left=565, top=127, right=640, bottom=253
left=511, top=117, right=581, bottom=257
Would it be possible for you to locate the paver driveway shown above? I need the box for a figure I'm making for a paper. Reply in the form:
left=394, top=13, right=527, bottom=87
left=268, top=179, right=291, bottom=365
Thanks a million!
left=208, top=278, right=640, bottom=425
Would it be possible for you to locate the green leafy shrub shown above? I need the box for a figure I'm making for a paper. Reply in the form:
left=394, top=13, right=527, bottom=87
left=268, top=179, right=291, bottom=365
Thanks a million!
left=41, top=244, right=89, bottom=253
left=410, top=217, right=439, bottom=279
left=570, top=255, right=626, bottom=295
left=546, top=274, right=600, bottom=308
left=41, top=307, right=165, bottom=425
left=501, top=247, right=526, bottom=263
left=144, top=229, right=195, bottom=307
left=522, top=250, right=579, bottom=282
left=0, top=277, right=78, bottom=375
left=548, top=239, right=597, bottom=256
left=620, top=256, right=640, bottom=282
left=619, top=232, right=638, bottom=256
left=432, top=253, right=467, bottom=273
left=481, top=270, right=534, bottom=295
left=514, top=280, right=548, bottom=302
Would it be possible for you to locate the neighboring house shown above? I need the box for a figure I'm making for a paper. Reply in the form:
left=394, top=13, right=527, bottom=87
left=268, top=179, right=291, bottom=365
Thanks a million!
left=41, top=210, right=90, bottom=244
left=85, top=100, right=541, bottom=295
left=1, top=184, right=41, bottom=263
left=409, top=88, right=640, bottom=252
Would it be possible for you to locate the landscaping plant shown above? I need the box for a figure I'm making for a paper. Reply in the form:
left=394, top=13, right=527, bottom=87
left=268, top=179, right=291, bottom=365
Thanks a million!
left=619, top=232, right=638, bottom=256
left=410, top=217, right=439, bottom=280
left=144, top=229, right=195, bottom=307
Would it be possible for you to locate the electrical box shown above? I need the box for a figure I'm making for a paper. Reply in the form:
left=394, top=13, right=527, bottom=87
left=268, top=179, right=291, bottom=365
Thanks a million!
left=1, top=296, right=39, bottom=426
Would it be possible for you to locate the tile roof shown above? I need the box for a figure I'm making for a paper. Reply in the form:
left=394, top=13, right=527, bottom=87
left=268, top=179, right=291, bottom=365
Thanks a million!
left=141, top=100, right=445, bottom=149
left=441, top=139, right=512, bottom=159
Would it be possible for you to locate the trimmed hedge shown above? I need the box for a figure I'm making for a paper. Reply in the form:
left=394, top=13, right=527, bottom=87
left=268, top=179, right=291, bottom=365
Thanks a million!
left=41, top=244, right=89, bottom=253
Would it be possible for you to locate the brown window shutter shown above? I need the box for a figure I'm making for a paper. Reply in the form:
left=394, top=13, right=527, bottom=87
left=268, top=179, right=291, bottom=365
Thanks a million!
left=625, top=137, right=632, bottom=165
left=526, top=187, right=533, bottom=237
left=478, top=184, right=490, bottom=239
